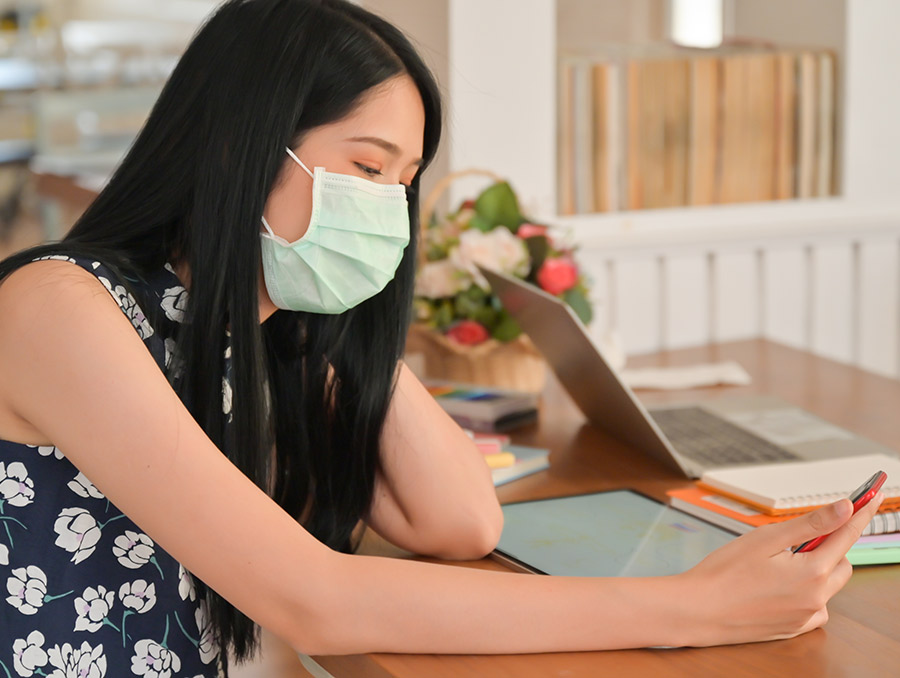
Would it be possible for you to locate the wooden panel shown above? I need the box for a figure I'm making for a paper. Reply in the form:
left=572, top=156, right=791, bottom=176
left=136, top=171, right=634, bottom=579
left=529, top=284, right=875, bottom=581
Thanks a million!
left=810, top=242, right=855, bottom=363
left=711, top=250, right=760, bottom=342
left=661, top=253, right=710, bottom=350
left=761, top=246, right=808, bottom=349
left=612, top=257, right=660, bottom=355
left=858, top=238, right=900, bottom=378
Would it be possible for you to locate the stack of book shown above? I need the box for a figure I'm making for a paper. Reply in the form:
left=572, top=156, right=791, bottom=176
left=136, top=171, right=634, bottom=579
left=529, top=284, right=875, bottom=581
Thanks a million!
left=666, top=454, right=900, bottom=565
left=468, top=431, right=551, bottom=487
left=558, top=42, right=836, bottom=214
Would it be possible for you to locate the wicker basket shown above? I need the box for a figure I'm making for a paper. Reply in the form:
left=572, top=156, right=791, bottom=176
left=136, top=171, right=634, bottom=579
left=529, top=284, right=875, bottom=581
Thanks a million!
left=409, top=168, right=547, bottom=393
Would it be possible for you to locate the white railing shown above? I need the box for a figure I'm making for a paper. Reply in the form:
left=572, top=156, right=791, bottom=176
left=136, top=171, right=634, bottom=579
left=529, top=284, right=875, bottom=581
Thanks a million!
left=553, top=199, right=900, bottom=379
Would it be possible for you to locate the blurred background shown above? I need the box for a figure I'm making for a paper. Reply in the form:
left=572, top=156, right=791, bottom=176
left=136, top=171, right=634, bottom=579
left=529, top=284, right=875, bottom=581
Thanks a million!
left=1, top=0, right=899, bottom=374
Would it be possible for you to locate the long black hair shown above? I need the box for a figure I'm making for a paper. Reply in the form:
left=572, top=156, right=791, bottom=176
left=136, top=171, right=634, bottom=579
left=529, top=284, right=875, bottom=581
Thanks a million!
left=0, top=0, right=442, bottom=665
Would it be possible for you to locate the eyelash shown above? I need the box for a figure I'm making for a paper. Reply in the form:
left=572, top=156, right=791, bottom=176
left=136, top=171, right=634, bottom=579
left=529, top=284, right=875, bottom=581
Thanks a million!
left=354, top=163, right=382, bottom=177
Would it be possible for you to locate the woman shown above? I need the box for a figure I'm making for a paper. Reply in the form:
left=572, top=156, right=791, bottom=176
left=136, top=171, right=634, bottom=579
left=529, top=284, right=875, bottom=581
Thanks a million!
left=0, top=0, right=881, bottom=675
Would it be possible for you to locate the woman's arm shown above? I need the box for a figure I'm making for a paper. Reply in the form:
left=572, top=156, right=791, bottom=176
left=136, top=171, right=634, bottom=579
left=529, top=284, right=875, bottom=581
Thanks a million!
left=366, top=364, right=504, bottom=560
left=0, top=260, right=878, bottom=656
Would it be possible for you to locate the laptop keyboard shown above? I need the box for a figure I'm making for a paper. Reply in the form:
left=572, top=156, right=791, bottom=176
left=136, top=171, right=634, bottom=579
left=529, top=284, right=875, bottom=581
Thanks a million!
left=650, top=406, right=801, bottom=466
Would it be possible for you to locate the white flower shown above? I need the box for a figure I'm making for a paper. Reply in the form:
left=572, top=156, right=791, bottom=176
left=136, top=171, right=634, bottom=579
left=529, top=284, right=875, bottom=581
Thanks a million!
left=222, top=377, right=232, bottom=416
left=13, top=630, right=49, bottom=676
left=67, top=472, right=104, bottom=500
left=53, top=508, right=101, bottom=564
left=47, top=641, right=106, bottom=678
left=97, top=276, right=154, bottom=341
left=6, top=566, right=47, bottom=615
left=163, top=338, right=178, bottom=370
left=130, top=639, right=181, bottom=678
left=449, top=227, right=530, bottom=289
left=177, top=564, right=196, bottom=602
left=73, top=586, right=115, bottom=632
left=30, top=445, right=64, bottom=459
left=113, top=531, right=155, bottom=569
left=195, top=599, right=217, bottom=665
left=415, top=259, right=469, bottom=299
left=160, top=286, right=188, bottom=323
left=0, top=543, right=8, bottom=565
left=35, top=255, right=76, bottom=263
left=118, top=580, right=156, bottom=614
left=0, top=461, right=35, bottom=507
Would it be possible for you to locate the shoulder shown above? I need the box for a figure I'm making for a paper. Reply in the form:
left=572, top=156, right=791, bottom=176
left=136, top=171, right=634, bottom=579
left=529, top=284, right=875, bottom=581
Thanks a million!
left=0, top=258, right=117, bottom=328
left=0, top=259, right=149, bottom=390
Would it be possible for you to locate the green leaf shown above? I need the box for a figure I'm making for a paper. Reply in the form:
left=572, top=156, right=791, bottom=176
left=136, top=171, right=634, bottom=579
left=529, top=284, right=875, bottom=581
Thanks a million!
left=523, top=235, right=550, bottom=276
left=467, top=214, right=493, bottom=232
left=563, top=288, right=593, bottom=326
left=454, top=285, right=488, bottom=318
left=433, top=299, right=455, bottom=329
left=474, top=182, right=524, bottom=231
left=491, top=311, right=523, bottom=342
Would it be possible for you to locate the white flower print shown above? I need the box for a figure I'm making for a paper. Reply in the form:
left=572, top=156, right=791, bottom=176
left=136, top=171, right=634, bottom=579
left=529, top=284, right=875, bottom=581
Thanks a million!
left=29, top=445, right=64, bottom=460
left=5, top=566, right=47, bottom=615
left=113, top=531, right=155, bottom=570
left=160, top=286, right=188, bottom=323
left=119, top=579, right=156, bottom=614
left=0, top=461, right=35, bottom=507
left=222, top=377, right=232, bottom=416
left=13, top=630, right=49, bottom=676
left=73, top=585, right=115, bottom=632
left=35, top=254, right=77, bottom=264
left=47, top=641, right=106, bottom=678
left=0, top=543, right=8, bottom=566
left=67, top=472, right=105, bottom=500
left=196, top=599, right=217, bottom=665
left=177, top=564, right=196, bottom=602
left=130, top=639, right=181, bottom=678
left=54, top=508, right=102, bottom=564
left=97, top=276, right=155, bottom=340
left=163, top=337, right=177, bottom=370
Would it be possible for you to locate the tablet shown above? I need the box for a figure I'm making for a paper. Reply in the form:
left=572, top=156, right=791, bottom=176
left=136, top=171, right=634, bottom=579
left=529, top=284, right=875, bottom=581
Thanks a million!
left=492, top=489, right=737, bottom=577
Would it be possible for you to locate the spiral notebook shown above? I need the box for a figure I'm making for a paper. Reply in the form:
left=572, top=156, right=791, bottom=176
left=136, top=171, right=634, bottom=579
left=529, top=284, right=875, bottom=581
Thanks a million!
left=697, top=453, right=900, bottom=515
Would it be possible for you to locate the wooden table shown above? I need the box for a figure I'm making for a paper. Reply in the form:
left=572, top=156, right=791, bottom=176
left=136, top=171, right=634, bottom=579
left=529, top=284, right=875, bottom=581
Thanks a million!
left=310, top=339, right=900, bottom=678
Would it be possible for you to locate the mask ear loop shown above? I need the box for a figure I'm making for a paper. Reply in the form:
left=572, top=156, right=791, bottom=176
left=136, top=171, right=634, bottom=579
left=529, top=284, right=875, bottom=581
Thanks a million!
left=285, top=146, right=315, bottom=178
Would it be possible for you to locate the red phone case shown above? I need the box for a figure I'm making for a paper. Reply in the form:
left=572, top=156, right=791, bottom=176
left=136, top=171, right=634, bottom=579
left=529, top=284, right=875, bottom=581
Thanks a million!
left=793, top=471, right=887, bottom=553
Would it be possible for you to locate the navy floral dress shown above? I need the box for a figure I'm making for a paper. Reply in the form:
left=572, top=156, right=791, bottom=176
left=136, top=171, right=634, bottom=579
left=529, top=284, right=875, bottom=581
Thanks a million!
left=0, top=255, right=225, bottom=678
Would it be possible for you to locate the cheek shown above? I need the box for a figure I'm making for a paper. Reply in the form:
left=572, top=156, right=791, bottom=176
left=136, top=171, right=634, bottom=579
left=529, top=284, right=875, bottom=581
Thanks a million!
left=262, top=172, right=314, bottom=242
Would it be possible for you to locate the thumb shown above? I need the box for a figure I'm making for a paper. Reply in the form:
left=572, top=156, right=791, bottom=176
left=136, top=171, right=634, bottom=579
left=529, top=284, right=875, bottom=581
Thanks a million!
left=777, top=499, right=853, bottom=550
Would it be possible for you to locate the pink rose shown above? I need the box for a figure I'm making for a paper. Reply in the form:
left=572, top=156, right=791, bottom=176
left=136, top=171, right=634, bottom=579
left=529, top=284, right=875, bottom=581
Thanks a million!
left=516, top=223, right=549, bottom=239
left=446, top=320, right=490, bottom=346
left=537, top=258, right=578, bottom=296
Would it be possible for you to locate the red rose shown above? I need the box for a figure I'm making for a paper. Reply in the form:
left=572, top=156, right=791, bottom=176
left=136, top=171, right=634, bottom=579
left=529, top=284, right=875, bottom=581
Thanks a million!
left=537, top=258, right=578, bottom=296
left=516, top=223, right=549, bottom=239
left=445, top=319, right=490, bottom=346
left=460, top=199, right=477, bottom=210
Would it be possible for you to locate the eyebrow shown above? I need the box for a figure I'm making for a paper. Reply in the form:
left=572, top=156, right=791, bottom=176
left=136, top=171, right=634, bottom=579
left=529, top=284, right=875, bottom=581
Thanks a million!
left=346, top=136, right=424, bottom=167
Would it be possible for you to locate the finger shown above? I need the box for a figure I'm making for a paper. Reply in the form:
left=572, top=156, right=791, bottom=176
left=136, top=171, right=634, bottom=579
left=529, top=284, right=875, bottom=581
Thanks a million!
left=770, top=499, right=852, bottom=552
left=823, top=556, right=853, bottom=599
left=816, top=492, right=885, bottom=562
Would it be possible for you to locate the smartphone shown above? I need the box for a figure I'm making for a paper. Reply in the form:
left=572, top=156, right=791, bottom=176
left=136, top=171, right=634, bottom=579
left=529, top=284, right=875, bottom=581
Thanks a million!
left=792, top=470, right=888, bottom=553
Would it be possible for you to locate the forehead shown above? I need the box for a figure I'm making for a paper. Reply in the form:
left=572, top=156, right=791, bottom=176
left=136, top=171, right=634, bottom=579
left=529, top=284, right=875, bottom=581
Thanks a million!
left=313, top=75, right=425, bottom=158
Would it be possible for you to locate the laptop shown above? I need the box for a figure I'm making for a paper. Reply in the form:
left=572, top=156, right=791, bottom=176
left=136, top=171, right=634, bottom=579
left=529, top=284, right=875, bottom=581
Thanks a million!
left=479, top=265, right=897, bottom=478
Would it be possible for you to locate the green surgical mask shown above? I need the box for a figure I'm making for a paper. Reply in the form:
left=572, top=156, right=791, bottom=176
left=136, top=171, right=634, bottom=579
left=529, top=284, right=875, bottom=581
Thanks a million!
left=260, top=147, right=410, bottom=313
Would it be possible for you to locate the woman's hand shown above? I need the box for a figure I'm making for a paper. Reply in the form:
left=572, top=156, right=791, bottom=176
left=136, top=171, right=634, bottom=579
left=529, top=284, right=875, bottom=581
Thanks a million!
left=675, top=492, right=884, bottom=647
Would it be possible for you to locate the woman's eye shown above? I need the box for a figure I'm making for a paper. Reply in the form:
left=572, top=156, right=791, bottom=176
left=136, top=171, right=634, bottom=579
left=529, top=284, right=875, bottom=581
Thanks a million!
left=354, top=163, right=382, bottom=177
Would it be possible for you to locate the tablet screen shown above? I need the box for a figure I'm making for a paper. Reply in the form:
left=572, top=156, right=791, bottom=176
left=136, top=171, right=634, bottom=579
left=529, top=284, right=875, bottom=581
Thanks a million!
left=495, top=490, right=737, bottom=577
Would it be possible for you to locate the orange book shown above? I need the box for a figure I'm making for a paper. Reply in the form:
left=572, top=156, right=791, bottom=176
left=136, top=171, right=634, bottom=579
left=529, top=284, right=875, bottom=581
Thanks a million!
left=557, top=59, right=577, bottom=215
left=660, top=59, right=690, bottom=208
left=688, top=57, right=719, bottom=206
left=591, top=62, right=612, bottom=212
left=773, top=51, right=797, bottom=200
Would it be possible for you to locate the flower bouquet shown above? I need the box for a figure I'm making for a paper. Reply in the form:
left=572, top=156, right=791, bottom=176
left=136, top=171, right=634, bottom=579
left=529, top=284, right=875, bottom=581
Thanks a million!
left=409, top=170, right=592, bottom=392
